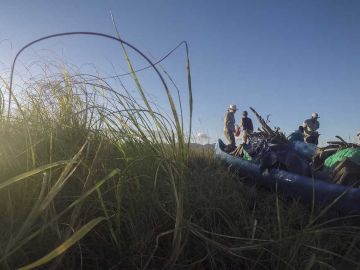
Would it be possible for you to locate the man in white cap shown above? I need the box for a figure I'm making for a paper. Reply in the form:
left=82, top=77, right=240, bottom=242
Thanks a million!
left=303, top=112, right=320, bottom=145
left=224, top=104, right=237, bottom=150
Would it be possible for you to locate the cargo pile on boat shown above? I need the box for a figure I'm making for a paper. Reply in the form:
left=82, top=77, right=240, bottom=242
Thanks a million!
left=230, top=107, right=360, bottom=187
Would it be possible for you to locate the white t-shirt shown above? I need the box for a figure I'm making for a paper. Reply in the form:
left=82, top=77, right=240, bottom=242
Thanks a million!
left=303, top=118, right=319, bottom=135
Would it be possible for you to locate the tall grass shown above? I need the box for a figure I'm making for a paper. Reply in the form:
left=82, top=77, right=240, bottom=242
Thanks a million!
left=0, top=33, right=359, bottom=269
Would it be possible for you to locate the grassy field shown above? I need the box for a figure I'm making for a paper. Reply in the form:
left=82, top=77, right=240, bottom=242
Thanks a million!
left=1, top=36, right=360, bottom=269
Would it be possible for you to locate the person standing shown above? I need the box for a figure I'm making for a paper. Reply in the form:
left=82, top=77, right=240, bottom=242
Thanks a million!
left=224, top=104, right=237, bottom=150
left=303, top=112, right=320, bottom=145
left=239, top=110, right=253, bottom=144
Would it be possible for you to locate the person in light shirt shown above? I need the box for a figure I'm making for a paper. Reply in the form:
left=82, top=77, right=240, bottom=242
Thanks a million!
left=224, top=104, right=237, bottom=150
left=303, top=112, right=320, bottom=145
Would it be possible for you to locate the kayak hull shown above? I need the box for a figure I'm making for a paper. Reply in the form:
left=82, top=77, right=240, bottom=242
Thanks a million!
left=215, top=139, right=360, bottom=212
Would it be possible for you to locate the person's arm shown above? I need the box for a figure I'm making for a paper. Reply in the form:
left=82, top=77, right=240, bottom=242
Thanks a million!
left=224, top=113, right=230, bottom=130
left=302, top=121, right=310, bottom=135
left=239, top=118, right=243, bottom=128
left=225, top=112, right=234, bottom=131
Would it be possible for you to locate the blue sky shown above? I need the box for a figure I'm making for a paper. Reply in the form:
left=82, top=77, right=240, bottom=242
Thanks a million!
left=1, top=0, right=359, bottom=144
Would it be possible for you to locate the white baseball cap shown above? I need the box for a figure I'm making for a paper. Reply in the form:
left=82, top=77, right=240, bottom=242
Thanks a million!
left=229, top=104, right=237, bottom=111
left=311, top=112, right=319, bottom=118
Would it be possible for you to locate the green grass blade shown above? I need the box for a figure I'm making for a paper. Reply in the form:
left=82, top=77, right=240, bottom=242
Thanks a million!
left=185, top=42, right=193, bottom=147
left=1, top=169, right=120, bottom=263
left=0, top=160, right=67, bottom=190
left=17, top=217, right=106, bottom=270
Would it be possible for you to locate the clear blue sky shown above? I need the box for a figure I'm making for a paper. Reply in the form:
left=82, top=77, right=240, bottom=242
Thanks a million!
left=1, top=0, right=359, bottom=144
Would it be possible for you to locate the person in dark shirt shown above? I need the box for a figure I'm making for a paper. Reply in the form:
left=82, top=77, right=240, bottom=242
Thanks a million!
left=288, top=126, right=305, bottom=143
left=239, top=110, right=253, bottom=144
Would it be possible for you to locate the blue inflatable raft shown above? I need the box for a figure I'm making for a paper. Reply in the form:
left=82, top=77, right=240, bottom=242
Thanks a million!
left=215, top=139, right=360, bottom=212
